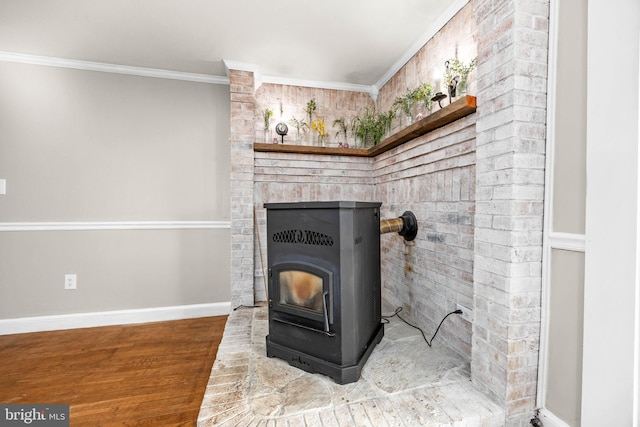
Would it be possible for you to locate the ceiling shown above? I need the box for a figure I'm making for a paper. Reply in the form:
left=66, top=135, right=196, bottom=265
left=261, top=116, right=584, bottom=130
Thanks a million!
left=0, top=0, right=461, bottom=88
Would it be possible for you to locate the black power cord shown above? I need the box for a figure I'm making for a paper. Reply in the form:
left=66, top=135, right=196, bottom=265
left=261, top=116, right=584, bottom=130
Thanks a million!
left=233, top=304, right=261, bottom=311
left=382, top=307, right=463, bottom=347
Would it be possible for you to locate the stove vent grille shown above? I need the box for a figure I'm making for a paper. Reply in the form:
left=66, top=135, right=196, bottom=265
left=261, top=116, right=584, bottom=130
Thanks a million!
left=272, top=229, right=334, bottom=246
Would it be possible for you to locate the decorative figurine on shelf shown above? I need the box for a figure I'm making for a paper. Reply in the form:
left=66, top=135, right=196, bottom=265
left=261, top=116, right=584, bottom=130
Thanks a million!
left=431, top=92, right=448, bottom=109
left=275, top=122, right=288, bottom=144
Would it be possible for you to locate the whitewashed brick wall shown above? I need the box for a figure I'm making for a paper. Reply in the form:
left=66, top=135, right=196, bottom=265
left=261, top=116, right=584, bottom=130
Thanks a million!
left=377, top=3, right=477, bottom=135
left=229, top=70, right=256, bottom=307
left=376, top=115, right=477, bottom=360
left=227, top=1, right=549, bottom=424
left=472, top=0, right=548, bottom=424
left=253, top=153, right=375, bottom=301
left=372, top=0, right=478, bottom=364
left=255, top=83, right=373, bottom=147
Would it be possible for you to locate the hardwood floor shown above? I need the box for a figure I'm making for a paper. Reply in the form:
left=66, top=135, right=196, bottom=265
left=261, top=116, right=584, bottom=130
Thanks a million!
left=0, top=316, right=228, bottom=426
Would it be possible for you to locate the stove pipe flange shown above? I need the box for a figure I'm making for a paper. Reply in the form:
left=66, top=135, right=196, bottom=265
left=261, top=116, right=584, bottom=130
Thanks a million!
left=379, top=210, right=418, bottom=241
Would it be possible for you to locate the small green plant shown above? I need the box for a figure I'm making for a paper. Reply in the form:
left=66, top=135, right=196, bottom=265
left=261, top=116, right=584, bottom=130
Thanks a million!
left=351, top=106, right=394, bottom=147
left=263, top=108, right=273, bottom=131
left=305, top=98, right=317, bottom=124
left=288, top=116, right=308, bottom=142
left=444, top=58, right=477, bottom=95
left=310, top=119, right=328, bottom=145
left=392, top=83, right=434, bottom=122
left=415, top=83, right=434, bottom=111
left=333, top=117, right=349, bottom=143
left=393, top=90, right=415, bottom=118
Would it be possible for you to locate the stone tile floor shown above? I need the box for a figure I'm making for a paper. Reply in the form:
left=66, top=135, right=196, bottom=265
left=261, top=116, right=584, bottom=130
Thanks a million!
left=198, top=303, right=504, bottom=426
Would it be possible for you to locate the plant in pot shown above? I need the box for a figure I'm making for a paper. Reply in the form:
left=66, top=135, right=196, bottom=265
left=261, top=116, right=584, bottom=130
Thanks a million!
left=305, top=98, right=318, bottom=144
left=351, top=107, right=394, bottom=148
left=444, top=58, right=477, bottom=98
left=333, top=117, right=350, bottom=148
left=414, top=83, right=434, bottom=118
left=393, top=90, right=415, bottom=126
left=288, top=116, right=308, bottom=144
left=263, top=108, right=273, bottom=142
left=310, top=118, right=328, bottom=146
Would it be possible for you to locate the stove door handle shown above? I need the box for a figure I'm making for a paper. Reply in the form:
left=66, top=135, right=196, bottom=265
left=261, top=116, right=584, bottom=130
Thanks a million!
left=322, top=291, right=330, bottom=333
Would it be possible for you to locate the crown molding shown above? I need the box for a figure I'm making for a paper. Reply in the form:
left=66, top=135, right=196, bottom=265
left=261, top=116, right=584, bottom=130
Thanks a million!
left=223, top=59, right=263, bottom=90
left=3, top=0, right=467, bottom=97
left=0, top=51, right=230, bottom=85
left=374, top=0, right=470, bottom=90
left=222, top=59, right=376, bottom=97
left=263, top=74, right=377, bottom=98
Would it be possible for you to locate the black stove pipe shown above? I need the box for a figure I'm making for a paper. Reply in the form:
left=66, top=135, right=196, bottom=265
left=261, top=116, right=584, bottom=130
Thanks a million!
left=379, top=211, right=418, bottom=241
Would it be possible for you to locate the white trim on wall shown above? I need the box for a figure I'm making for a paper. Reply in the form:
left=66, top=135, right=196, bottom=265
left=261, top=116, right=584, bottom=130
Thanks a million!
left=538, top=0, right=560, bottom=412
left=539, top=409, right=571, bottom=427
left=1, top=0, right=468, bottom=98
left=549, top=232, right=586, bottom=252
left=223, top=58, right=377, bottom=96
left=0, top=302, right=232, bottom=335
left=0, top=51, right=230, bottom=85
left=262, top=74, right=377, bottom=98
left=0, top=221, right=231, bottom=232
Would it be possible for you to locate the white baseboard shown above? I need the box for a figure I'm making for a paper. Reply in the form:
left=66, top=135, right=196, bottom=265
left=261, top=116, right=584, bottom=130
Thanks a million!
left=0, top=302, right=231, bottom=335
left=539, top=409, right=571, bottom=427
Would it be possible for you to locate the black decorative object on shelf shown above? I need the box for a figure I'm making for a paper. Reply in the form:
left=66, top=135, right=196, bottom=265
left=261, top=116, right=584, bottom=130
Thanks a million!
left=431, top=92, right=447, bottom=109
left=275, top=122, right=288, bottom=144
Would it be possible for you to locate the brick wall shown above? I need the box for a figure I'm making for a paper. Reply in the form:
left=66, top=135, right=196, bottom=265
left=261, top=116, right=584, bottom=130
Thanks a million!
left=377, top=3, right=477, bottom=134
left=368, top=2, right=479, bottom=362
left=472, top=0, right=548, bottom=424
left=255, top=83, right=373, bottom=147
left=229, top=70, right=256, bottom=307
left=376, top=115, right=476, bottom=360
left=252, top=83, right=376, bottom=300
left=253, top=152, right=375, bottom=301
left=227, top=0, right=549, bottom=423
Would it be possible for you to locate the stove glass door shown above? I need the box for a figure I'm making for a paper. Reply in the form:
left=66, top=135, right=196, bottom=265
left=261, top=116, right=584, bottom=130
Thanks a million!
left=279, top=270, right=324, bottom=313
left=271, top=261, right=333, bottom=330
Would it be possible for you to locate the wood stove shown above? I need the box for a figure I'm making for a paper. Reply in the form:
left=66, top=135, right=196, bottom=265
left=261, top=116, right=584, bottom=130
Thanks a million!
left=264, top=201, right=384, bottom=384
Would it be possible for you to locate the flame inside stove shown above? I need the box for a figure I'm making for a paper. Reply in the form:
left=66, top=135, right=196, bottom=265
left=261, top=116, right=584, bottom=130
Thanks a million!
left=279, top=270, right=323, bottom=312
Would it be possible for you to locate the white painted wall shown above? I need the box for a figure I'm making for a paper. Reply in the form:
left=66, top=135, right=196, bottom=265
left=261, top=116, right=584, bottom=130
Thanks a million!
left=0, top=62, right=232, bottom=325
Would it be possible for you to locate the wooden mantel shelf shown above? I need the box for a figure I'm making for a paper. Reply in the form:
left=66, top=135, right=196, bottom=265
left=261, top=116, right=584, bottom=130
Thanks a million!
left=254, top=95, right=476, bottom=157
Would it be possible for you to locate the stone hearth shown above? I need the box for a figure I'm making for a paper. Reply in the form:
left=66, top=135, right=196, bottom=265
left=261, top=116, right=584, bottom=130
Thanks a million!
left=198, top=303, right=504, bottom=426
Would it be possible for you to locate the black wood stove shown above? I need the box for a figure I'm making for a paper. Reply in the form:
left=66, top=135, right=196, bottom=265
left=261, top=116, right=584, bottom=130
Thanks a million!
left=264, top=201, right=384, bottom=384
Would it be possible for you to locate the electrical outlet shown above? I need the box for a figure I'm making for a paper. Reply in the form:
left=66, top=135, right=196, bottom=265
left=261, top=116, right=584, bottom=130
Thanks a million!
left=456, top=304, right=473, bottom=322
left=64, top=274, right=77, bottom=290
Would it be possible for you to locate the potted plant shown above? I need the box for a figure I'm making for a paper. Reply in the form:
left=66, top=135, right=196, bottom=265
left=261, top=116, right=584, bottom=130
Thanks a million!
left=333, top=117, right=350, bottom=147
left=288, top=116, right=308, bottom=144
left=351, top=107, right=394, bottom=148
left=393, top=89, right=416, bottom=126
left=414, top=83, right=434, bottom=117
left=305, top=98, right=318, bottom=144
left=263, top=108, right=273, bottom=142
left=444, top=58, right=477, bottom=98
left=310, top=119, right=328, bottom=146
